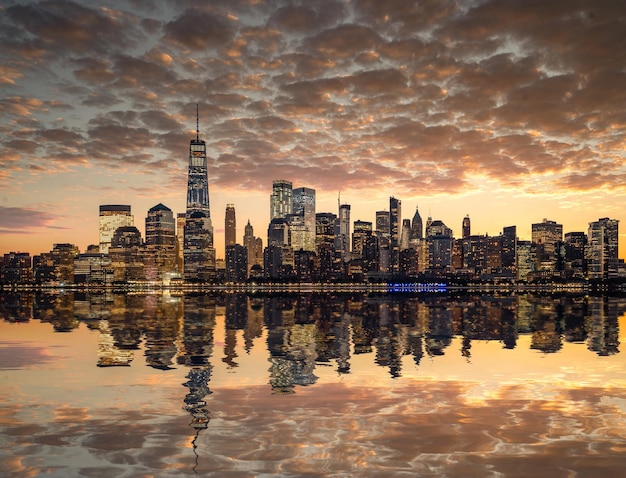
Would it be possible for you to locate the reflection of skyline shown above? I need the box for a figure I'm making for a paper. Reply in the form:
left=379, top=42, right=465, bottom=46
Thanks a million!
left=1, top=293, right=623, bottom=379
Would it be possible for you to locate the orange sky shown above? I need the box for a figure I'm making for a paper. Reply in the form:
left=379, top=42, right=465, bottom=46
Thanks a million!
left=1, top=1, right=625, bottom=258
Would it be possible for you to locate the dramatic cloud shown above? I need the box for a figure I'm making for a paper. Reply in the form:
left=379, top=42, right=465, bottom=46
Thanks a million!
left=0, top=0, right=625, bottom=254
left=0, top=206, right=63, bottom=234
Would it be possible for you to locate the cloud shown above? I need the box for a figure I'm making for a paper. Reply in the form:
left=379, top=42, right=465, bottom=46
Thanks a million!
left=0, top=206, right=63, bottom=234
left=163, top=8, right=236, bottom=50
left=5, top=0, right=138, bottom=56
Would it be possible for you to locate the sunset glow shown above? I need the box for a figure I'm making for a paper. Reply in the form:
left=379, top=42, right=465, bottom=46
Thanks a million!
left=1, top=1, right=625, bottom=258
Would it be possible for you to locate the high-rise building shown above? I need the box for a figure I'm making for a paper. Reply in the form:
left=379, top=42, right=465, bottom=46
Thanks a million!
left=270, top=180, right=293, bottom=220
left=502, top=226, right=517, bottom=271
left=462, top=215, right=471, bottom=239
left=145, top=203, right=177, bottom=281
left=225, top=204, right=236, bottom=251
left=109, top=226, right=144, bottom=281
left=400, top=219, right=411, bottom=251
left=352, top=220, right=372, bottom=258
left=531, top=219, right=562, bottom=266
left=410, top=207, right=423, bottom=241
left=376, top=210, right=390, bottom=239
left=243, top=219, right=262, bottom=273
left=176, top=212, right=186, bottom=273
left=389, top=197, right=401, bottom=272
left=225, top=244, right=248, bottom=282
left=336, top=202, right=351, bottom=261
left=99, top=205, right=133, bottom=253
left=292, top=187, right=316, bottom=251
left=587, top=218, right=619, bottom=279
left=564, top=231, right=586, bottom=278
left=184, top=108, right=215, bottom=280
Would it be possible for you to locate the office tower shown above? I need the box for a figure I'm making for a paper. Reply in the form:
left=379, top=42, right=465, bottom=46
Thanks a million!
left=531, top=219, right=562, bottom=266
left=336, top=202, right=351, bottom=261
left=352, top=220, right=372, bottom=258
left=51, top=243, right=79, bottom=283
left=587, top=218, right=619, bottom=279
left=292, top=187, right=316, bottom=251
left=225, top=204, right=236, bottom=250
left=243, top=219, right=259, bottom=272
left=410, top=207, right=423, bottom=241
left=225, top=244, right=248, bottom=282
left=462, top=215, right=471, bottom=239
left=564, top=231, right=586, bottom=278
left=516, top=240, right=535, bottom=281
left=176, top=212, right=186, bottom=273
left=99, top=205, right=133, bottom=253
left=400, top=219, right=411, bottom=251
left=502, top=226, right=517, bottom=271
left=268, top=217, right=289, bottom=247
left=389, top=197, right=401, bottom=272
left=184, top=108, right=215, bottom=280
left=270, top=180, right=293, bottom=220
left=376, top=210, right=390, bottom=238
left=426, top=219, right=452, bottom=238
left=109, top=226, right=144, bottom=281
left=145, top=203, right=177, bottom=281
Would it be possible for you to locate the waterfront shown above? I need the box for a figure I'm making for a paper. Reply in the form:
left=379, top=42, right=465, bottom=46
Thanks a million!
left=1, top=292, right=626, bottom=477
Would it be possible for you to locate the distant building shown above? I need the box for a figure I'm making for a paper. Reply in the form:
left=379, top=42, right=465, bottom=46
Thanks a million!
left=270, top=180, right=293, bottom=220
left=532, top=219, right=563, bottom=267
left=144, top=203, right=177, bottom=282
left=225, top=244, right=248, bottom=282
left=462, top=215, right=471, bottom=239
left=51, top=243, right=79, bottom=283
left=292, top=187, right=316, bottom=252
left=1, top=252, right=32, bottom=284
left=225, top=204, right=236, bottom=252
left=99, top=205, right=133, bottom=253
left=109, top=226, right=144, bottom=282
left=376, top=210, right=390, bottom=239
left=183, top=109, right=215, bottom=280
left=336, top=203, right=351, bottom=262
left=389, top=197, right=401, bottom=272
left=587, top=218, right=619, bottom=279
left=410, top=207, right=423, bottom=242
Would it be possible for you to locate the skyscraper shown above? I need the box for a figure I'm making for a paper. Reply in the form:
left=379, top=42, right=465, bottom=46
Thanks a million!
left=99, top=205, right=133, bottom=253
left=389, top=197, right=401, bottom=272
left=292, top=187, right=316, bottom=252
left=336, top=202, right=351, bottom=261
left=587, top=217, right=619, bottom=279
left=462, top=215, right=471, bottom=239
left=184, top=107, right=215, bottom=280
left=225, top=204, right=236, bottom=250
left=410, top=207, right=423, bottom=241
left=144, top=203, right=177, bottom=281
left=531, top=218, right=562, bottom=266
left=243, top=219, right=262, bottom=273
left=270, top=180, right=293, bottom=220
left=375, top=211, right=390, bottom=239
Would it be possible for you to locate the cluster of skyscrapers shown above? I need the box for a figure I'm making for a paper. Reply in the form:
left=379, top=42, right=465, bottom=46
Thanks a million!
left=0, top=119, right=622, bottom=286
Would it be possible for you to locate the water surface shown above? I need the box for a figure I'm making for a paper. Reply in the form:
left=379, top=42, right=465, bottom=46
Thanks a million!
left=1, top=292, right=625, bottom=477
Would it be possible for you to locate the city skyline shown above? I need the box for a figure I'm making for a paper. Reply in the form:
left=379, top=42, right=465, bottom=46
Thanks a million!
left=1, top=1, right=625, bottom=258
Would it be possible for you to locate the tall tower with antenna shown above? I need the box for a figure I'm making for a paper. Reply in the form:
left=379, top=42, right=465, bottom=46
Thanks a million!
left=184, top=105, right=215, bottom=280
left=186, top=104, right=211, bottom=217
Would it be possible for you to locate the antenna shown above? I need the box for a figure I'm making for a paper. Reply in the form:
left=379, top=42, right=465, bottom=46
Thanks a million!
left=338, top=190, right=341, bottom=210
left=196, top=103, right=199, bottom=140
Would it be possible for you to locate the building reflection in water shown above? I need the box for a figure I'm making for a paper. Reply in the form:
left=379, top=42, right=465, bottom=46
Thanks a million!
left=177, top=296, right=215, bottom=433
left=1, top=291, right=623, bottom=394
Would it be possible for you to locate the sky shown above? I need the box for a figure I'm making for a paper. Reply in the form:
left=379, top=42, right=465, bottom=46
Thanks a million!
left=1, top=0, right=625, bottom=259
